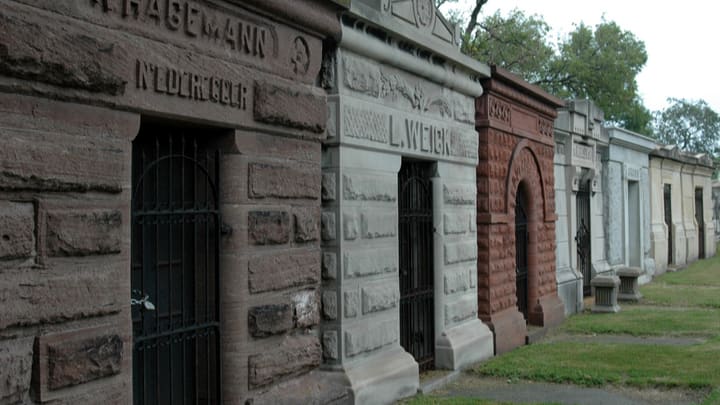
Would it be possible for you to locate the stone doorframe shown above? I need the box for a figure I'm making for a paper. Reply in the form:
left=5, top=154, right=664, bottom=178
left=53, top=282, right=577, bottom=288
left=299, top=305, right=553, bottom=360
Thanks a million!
left=506, top=140, right=557, bottom=327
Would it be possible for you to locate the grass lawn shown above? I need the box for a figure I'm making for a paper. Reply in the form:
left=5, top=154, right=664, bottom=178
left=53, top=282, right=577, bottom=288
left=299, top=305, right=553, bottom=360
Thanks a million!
left=474, top=249, right=720, bottom=396
left=402, top=398, right=560, bottom=405
left=559, top=305, right=720, bottom=337
left=658, top=253, right=720, bottom=286
left=641, top=283, right=720, bottom=308
left=474, top=337, right=720, bottom=389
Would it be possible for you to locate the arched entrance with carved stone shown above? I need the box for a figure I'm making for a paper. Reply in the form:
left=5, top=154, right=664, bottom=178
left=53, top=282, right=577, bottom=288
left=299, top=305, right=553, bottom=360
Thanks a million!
left=475, top=66, right=565, bottom=354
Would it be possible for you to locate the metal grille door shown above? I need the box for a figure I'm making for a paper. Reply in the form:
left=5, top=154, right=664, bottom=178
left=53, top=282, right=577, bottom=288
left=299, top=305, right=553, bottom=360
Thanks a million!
left=664, top=184, right=673, bottom=264
left=696, top=188, right=705, bottom=259
left=575, top=182, right=592, bottom=296
left=399, top=161, right=435, bottom=371
left=131, top=126, right=221, bottom=405
left=515, top=190, right=529, bottom=320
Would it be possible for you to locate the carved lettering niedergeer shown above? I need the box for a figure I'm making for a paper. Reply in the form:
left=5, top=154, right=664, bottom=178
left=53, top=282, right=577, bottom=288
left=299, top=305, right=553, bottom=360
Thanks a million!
left=136, top=59, right=248, bottom=109
left=92, top=0, right=273, bottom=59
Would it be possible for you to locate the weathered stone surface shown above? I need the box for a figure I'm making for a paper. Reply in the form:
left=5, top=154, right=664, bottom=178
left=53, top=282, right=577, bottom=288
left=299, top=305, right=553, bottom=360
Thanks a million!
left=443, top=212, right=468, bottom=235
left=322, top=331, right=338, bottom=360
left=294, top=207, right=320, bottom=243
left=344, top=318, right=396, bottom=357
left=248, top=335, right=321, bottom=388
left=46, top=209, right=122, bottom=257
left=1, top=264, right=123, bottom=331
left=343, top=174, right=396, bottom=201
left=322, top=172, right=337, bottom=201
left=322, top=291, right=337, bottom=320
left=249, top=163, right=320, bottom=200
left=444, top=241, right=477, bottom=265
left=293, top=290, right=320, bottom=328
left=254, top=81, right=327, bottom=133
left=344, top=248, right=397, bottom=278
left=248, top=304, right=293, bottom=337
left=0, top=9, right=125, bottom=95
left=0, top=337, right=33, bottom=403
left=47, top=334, right=123, bottom=390
left=322, top=252, right=337, bottom=280
left=344, top=290, right=359, bottom=318
left=248, top=251, right=320, bottom=293
left=361, top=212, right=396, bottom=239
left=248, top=211, right=290, bottom=245
left=249, top=369, right=351, bottom=405
left=343, top=212, right=359, bottom=240
left=443, top=184, right=474, bottom=205
left=444, top=269, right=471, bottom=294
left=361, top=283, right=399, bottom=314
left=321, top=212, right=336, bottom=241
left=469, top=268, right=477, bottom=288
left=0, top=120, right=128, bottom=194
left=0, top=201, right=34, bottom=260
left=444, top=296, right=476, bottom=325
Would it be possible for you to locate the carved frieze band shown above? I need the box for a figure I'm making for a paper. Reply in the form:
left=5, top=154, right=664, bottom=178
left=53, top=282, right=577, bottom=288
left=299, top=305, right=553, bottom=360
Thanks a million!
left=341, top=103, right=477, bottom=161
left=488, top=97, right=511, bottom=124
left=91, top=0, right=277, bottom=60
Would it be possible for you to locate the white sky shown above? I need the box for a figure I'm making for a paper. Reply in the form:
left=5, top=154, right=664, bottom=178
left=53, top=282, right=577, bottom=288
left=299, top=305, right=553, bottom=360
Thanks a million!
left=441, top=0, right=720, bottom=113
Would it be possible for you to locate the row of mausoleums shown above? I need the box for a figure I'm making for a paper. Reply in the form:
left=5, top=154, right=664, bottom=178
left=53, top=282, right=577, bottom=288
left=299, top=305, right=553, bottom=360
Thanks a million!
left=554, top=100, right=716, bottom=317
left=0, top=0, right=714, bottom=404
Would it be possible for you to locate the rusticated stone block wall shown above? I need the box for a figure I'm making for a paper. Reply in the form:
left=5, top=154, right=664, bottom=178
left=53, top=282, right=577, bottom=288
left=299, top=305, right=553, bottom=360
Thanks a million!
left=0, top=0, right=345, bottom=403
left=475, top=66, right=565, bottom=354
left=0, top=93, right=137, bottom=404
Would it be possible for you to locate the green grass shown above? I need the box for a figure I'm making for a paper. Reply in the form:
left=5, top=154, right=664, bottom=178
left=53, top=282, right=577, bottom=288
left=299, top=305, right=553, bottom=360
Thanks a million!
left=402, top=397, right=560, bottom=405
left=559, top=305, right=720, bottom=337
left=702, top=389, right=720, bottom=405
left=657, top=252, right=720, bottom=286
left=474, top=337, right=720, bottom=389
left=641, top=283, right=720, bottom=308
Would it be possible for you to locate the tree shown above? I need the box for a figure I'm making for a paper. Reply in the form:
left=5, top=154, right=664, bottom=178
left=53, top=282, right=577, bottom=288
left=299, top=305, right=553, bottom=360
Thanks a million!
left=653, top=98, right=720, bottom=156
left=453, top=7, right=652, bottom=134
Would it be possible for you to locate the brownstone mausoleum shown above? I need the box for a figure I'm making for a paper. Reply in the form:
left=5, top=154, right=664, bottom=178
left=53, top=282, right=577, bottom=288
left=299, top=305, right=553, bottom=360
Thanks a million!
left=475, top=67, right=566, bottom=354
left=0, top=0, right=346, bottom=403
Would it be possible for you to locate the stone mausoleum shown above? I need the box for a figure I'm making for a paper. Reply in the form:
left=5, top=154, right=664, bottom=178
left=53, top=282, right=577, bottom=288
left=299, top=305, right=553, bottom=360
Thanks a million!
left=553, top=100, right=610, bottom=314
left=649, top=145, right=716, bottom=274
left=320, top=0, right=494, bottom=402
left=603, top=127, right=657, bottom=284
left=475, top=66, right=566, bottom=354
left=0, top=0, right=348, bottom=403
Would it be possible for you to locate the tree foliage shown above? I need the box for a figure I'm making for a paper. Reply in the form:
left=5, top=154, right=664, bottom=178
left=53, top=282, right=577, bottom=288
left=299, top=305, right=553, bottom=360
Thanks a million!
left=653, top=98, right=720, bottom=155
left=451, top=6, right=652, bottom=134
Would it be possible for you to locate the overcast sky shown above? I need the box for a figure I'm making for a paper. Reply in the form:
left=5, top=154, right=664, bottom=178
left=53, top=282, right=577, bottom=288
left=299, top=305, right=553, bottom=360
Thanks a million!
left=441, top=0, right=720, bottom=114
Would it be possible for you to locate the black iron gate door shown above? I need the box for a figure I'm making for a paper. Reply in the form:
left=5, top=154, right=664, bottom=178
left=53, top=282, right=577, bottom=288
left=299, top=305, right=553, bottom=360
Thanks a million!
left=131, top=126, right=221, bottom=405
left=515, top=190, right=529, bottom=320
left=664, top=184, right=673, bottom=264
left=575, top=182, right=592, bottom=296
left=696, top=188, right=705, bottom=259
left=399, top=161, right=435, bottom=371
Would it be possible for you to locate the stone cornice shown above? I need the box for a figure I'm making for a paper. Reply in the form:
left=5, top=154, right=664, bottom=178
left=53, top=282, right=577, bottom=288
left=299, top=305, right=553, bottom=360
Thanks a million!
left=340, top=21, right=487, bottom=97
left=238, top=0, right=346, bottom=40
left=605, top=126, right=657, bottom=153
left=482, top=66, right=564, bottom=118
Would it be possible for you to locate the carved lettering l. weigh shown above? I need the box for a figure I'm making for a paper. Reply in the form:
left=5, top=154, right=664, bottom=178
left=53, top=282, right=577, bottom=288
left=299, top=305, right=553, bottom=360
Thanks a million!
left=92, top=0, right=273, bottom=59
left=136, top=59, right=249, bottom=109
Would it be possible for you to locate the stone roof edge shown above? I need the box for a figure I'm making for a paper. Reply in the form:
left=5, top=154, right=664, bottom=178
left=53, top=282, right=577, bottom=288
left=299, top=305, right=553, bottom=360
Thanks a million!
left=341, top=3, right=490, bottom=95
left=485, top=66, right=565, bottom=113
left=650, top=144, right=714, bottom=168
left=605, top=126, right=657, bottom=153
left=238, top=0, right=347, bottom=40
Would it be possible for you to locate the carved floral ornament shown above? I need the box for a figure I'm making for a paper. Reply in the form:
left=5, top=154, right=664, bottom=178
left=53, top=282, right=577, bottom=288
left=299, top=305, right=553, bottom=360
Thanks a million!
left=489, top=97, right=511, bottom=124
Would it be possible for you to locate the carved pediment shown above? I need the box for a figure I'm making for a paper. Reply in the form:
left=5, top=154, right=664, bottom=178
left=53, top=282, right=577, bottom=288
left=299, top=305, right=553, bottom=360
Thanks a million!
left=381, top=0, right=458, bottom=46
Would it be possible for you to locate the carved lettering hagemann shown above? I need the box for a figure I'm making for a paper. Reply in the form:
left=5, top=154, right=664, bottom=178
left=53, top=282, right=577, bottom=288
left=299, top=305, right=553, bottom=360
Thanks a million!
left=92, top=0, right=272, bottom=59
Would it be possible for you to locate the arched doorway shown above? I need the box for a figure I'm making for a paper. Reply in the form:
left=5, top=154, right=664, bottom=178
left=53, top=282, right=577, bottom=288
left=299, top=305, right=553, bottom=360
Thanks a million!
left=515, top=186, right=529, bottom=320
